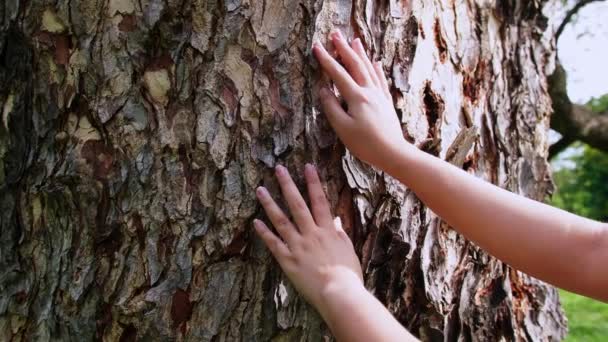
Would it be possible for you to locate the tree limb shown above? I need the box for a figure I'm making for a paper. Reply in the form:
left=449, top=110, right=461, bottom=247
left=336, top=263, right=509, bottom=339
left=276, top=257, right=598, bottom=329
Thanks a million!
left=556, top=0, right=605, bottom=41
left=548, top=63, right=608, bottom=158
left=549, top=136, right=576, bottom=160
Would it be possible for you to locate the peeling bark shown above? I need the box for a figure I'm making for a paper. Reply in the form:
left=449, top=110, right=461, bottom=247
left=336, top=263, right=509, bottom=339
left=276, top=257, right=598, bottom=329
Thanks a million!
left=0, top=1, right=566, bottom=341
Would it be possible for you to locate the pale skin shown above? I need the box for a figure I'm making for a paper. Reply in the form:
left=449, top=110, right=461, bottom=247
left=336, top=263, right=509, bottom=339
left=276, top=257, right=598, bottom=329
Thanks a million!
left=253, top=30, right=608, bottom=341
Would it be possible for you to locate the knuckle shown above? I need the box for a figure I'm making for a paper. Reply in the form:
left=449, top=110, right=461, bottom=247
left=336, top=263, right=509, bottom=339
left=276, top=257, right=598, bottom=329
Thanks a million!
left=300, top=238, right=314, bottom=251
left=315, top=233, right=328, bottom=245
left=313, top=194, right=327, bottom=204
left=290, top=241, right=304, bottom=254
left=356, top=60, right=368, bottom=71
left=276, top=217, right=290, bottom=227
left=282, top=253, right=296, bottom=264
left=353, top=91, right=369, bottom=103
left=272, top=240, right=284, bottom=252
left=313, top=230, right=327, bottom=243
left=294, top=199, right=308, bottom=212
left=284, top=255, right=299, bottom=270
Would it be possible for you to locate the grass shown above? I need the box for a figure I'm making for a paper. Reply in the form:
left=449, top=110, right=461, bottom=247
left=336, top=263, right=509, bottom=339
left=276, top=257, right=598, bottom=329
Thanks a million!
left=560, top=290, right=608, bottom=341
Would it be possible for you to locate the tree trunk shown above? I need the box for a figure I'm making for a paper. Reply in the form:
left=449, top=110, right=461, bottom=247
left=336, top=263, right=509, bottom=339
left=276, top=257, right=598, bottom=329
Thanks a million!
left=0, top=0, right=566, bottom=341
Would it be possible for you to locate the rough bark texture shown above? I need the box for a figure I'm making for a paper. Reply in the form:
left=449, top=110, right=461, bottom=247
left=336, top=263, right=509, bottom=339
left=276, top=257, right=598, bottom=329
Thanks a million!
left=0, top=1, right=566, bottom=341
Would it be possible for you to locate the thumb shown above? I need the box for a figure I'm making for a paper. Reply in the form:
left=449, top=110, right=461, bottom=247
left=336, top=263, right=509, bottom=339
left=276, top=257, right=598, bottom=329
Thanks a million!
left=319, top=87, right=353, bottom=136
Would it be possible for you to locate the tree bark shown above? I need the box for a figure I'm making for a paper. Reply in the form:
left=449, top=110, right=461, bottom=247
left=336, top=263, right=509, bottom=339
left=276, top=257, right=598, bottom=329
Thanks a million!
left=0, top=1, right=566, bottom=341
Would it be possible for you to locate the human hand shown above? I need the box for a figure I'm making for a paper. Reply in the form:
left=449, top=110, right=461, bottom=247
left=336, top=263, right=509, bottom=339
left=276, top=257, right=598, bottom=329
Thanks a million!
left=313, top=30, right=408, bottom=172
left=253, top=164, right=364, bottom=310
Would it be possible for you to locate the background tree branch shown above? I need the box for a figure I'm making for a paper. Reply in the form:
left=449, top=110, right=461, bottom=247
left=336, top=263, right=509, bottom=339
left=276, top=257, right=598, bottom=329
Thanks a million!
left=549, top=136, right=576, bottom=160
left=548, top=63, right=608, bottom=158
left=549, top=0, right=608, bottom=159
left=556, top=0, right=605, bottom=40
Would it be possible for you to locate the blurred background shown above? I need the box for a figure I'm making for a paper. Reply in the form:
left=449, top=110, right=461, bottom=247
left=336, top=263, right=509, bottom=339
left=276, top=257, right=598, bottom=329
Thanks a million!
left=546, top=0, right=608, bottom=340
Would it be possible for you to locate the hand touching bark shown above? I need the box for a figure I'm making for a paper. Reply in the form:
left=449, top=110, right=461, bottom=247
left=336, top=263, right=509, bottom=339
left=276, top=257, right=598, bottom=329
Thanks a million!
left=253, top=164, right=363, bottom=309
left=313, top=30, right=408, bottom=171
left=312, top=33, right=608, bottom=305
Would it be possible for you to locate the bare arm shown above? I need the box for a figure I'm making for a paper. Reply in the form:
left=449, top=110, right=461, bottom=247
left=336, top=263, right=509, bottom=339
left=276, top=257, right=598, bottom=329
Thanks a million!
left=318, top=272, right=417, bottom=342
left=387, top=143, right=608, bottom=302
left=254, top=164, right=417, bottom=341
left=313, top=30, right=608, bottom=302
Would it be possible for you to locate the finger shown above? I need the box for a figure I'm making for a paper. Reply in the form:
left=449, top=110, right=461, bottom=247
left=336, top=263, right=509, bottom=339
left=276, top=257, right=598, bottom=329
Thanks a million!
left=274, top=165, right=316, bottom=234
left=373, top=61, right=391, bottom=99
left=304, top=164, right=333, bottom=228
left=254, top=219, right=292, bottom=261
left=313, top=42, right=361, bottom=101
left=318, top=87, right=355, bottom=137
left=256, top=187, right=300, bottom=244
left=351, top=38, right=380, bottom=88
left=333, top=216, right=345, bottom=233
left=330, top=31, right=374, bottom=86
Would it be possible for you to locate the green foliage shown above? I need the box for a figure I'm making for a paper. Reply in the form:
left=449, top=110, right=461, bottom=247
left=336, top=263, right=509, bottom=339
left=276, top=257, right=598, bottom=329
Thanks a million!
left=560, top=290, right=608, bottom=341
left=550, top=144, right=608, bottom=221
left=585, top=94, right=608, bottom=113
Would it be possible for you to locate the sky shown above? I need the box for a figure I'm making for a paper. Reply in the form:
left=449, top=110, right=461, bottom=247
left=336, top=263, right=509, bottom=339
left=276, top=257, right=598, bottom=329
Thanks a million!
left=552, top=1, right=608, bottom=103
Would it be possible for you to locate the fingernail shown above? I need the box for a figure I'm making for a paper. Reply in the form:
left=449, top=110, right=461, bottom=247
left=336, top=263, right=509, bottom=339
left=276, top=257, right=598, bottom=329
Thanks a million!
left=319, top=87, right=329, bottom=98
left=354, top=38, right=363, bottom=49
left=253, top=220, right=265, bottom=234
left=331, top=30, right=342, bottom=41
left=275, top=164, right=286, bottom=176
left=304, top=163, right=316, bottom=177
left=256, top=186, right=267, bottom=198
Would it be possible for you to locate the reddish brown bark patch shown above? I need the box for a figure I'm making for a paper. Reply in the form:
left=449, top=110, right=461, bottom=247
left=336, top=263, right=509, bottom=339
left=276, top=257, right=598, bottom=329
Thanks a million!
left=171, top=289, right=193, bottom=330
left=96, top=302, right=113, bottom=339
left=96, top=223, right=123, bottom=257
left=118, top=15, right=137, bottom=32
left=35, top=31, right=71, bottom=66
left=434, top=19, right=448, bottom=63
left=462, top=60, right=486, bottom=103
left=419, top=22, right=426, bottom=39
left=119, top=324, right=137, bottom=342
left=421, top=83, right=445, bottom=156
left=81, top=140, right=115, bottom=179
left=262, top=55, right=290, bottom=119
left=15, top=291, right=28, bottom=304
left=147, top=54, right=173, bottom=71
left=423, top=82, right=445, bottom=137
left=224, top=228, right=249, bottom=256
left=53, top=34, right=70, bottom=66
left=221, top=79, right=239, bottom=121
left=336, top=186, right=355, bottom=238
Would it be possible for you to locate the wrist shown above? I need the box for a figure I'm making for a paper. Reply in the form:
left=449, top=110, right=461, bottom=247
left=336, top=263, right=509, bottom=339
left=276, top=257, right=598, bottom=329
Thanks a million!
left=316, top=270, right=367, bottom=317
left=380, top=139, right=419, bottom=177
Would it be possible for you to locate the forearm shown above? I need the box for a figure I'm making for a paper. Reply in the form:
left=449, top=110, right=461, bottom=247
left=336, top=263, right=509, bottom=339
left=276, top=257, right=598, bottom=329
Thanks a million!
left=385, top=143, right=607, bottom=301
left=311, top=27, right=607, bottom=300
left=317, top=277, right=417, bottom=342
